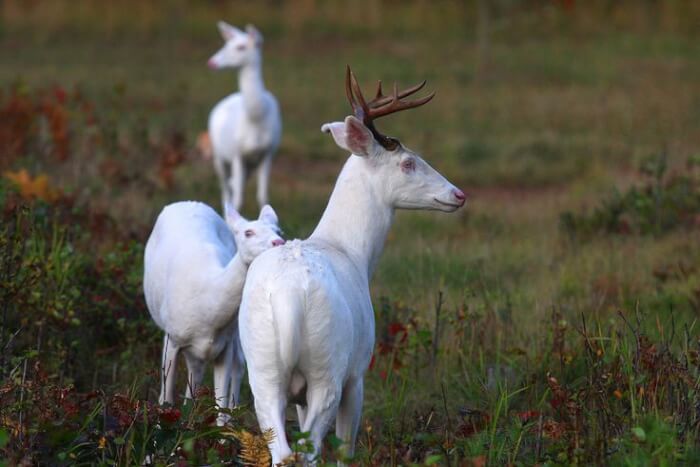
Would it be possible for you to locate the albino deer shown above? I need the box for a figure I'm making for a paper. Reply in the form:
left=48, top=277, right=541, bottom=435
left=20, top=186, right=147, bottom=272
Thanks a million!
left=207, top=21, right=282, bottom=211
left=239, top=67, right=466, bottom=463
left=143, top=201, right=284, bottom=423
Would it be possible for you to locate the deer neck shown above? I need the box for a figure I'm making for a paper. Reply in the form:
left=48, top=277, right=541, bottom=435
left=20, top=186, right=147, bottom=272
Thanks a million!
left=214, top=252, right=249, bottom=309
left=310, top=156, right=394, bottom=279
left=238, top=58, right=267, bottom=121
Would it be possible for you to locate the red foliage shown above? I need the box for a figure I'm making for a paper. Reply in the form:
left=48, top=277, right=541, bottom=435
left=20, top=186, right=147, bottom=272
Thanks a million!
left=0, top=88, right=35, bottom=168
left=156, top=130, right=187, bottom=189
left=158, top=407, right=182, bottom=425
left=515, top=410, right=541, bottom=423
left=388, top=321, right=407, bottom=337
left=553, top=0, right=575, bottom=11
left=110, top=393, right=141, bottom=428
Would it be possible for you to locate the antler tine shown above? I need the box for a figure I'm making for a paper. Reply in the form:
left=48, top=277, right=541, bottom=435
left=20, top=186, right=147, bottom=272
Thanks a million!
left=345, top=65, right=361, bottom=116
left=369, top=80, right=427, bottom=109
left=349, top=69, right=369, bottom=116
left=367, top=88, right=436, bottom=119
left=385, top=91, right=436, bottom=114
left=374, top=80, right=384, bottom=100
left=345, top=66, right=353, bottom=109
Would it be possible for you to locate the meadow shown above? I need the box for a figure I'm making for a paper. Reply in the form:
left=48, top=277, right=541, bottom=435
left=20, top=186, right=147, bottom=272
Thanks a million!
left=1, top=0, right=700, bottom=464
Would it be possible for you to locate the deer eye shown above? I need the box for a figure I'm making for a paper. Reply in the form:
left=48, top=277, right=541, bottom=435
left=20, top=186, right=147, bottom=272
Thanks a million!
left=400, top=158, right=415, bottom=173
left=244, top=229, right=254, bottom=238
left=236, top=44, right=246, bottom=51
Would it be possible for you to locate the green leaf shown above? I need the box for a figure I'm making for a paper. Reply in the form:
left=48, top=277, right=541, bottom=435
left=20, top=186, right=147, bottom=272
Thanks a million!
left=425, top=454, right=443, bottom=465
left=632, top=426, right=646, bottom=442
left=327, top=434, right=343, bottom=450
left=183, top=437, right=195, bottom=453
left=291, top=430, right=311, bottom=441
left=207, top=448, right=221, bottom=464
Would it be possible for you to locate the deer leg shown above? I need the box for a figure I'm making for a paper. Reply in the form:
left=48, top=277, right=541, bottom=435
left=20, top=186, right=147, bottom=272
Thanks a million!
left=296, top=404, right=308, bottom=431
left=183, top=352, right=206, bottom=401
left=159, top=334, right=179, bottom=405
left=228, top=328, right=246, bottom=408
left=256, top=153, right=273, bottom=208
left=213, top=340, right=234, bottom=426
left=301, top=383, right=342, bottom=464
left=213, top=156, right=231, bottom=210
left=247, top=361, right=293, bottom=464
left=230, top=155, right=246, bottom=211
left=335, top=379, right=363, bottom=462
left=252, top=388, right=292, bottom=465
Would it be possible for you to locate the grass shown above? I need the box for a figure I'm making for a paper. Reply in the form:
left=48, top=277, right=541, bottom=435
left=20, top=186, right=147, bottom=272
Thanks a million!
left=1, top=0, right=700, bottom=464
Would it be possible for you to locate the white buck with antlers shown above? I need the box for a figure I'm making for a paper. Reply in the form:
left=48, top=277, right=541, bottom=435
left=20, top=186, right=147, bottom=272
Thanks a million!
left=207, top=21, right=282, bottom=211
left=143, top=201, right=284, bottom=423
left=239, top=67, right=466, bottom=463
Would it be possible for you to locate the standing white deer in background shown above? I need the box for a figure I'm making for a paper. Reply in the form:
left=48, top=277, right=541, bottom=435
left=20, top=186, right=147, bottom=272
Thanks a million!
left=239, top=67, right=466, bottom=463
left=207, top=21, right=282, bottom=211
left=143, top=201, right=284, bottom=424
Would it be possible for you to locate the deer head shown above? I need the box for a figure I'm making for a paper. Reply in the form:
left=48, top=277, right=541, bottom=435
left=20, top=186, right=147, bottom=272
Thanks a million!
left=321, top=67, right=466, bottom=212
left=225, top=203, right=284, bottom=264
left=208, top=22, right=263, bottom=70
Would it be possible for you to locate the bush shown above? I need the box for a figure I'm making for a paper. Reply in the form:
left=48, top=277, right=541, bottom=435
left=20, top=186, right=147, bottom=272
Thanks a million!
left=560, top=154, right=700, bottom=238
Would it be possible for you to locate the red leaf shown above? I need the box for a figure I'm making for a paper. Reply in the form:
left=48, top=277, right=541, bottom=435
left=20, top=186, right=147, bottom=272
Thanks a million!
left=388, top=321, right=406, bottom=337
left=516, top=410, right=540, bottom=422
left=53, top=86, right=67, bottom=104
left=159, top=407, right=181, bottom=425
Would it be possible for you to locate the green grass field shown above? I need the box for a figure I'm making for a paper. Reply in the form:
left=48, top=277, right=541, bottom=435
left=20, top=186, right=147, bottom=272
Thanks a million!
left=2, top=1, right=700, bottom=464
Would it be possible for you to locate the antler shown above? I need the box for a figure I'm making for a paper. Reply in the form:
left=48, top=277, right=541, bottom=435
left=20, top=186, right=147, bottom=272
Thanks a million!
left=345, top=66, right=435, bottom=150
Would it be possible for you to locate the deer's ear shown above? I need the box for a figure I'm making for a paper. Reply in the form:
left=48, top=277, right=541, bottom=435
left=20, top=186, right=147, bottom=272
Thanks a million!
left=321, top=116, right=376, bottom=157
left=258, top=204, right=278, bottom=225
left=246, top=24, right=263, bottom=46
left=218, top=21, right=243, bottom=41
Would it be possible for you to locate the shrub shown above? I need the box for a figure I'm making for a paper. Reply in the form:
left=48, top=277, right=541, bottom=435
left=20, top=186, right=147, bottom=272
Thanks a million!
left=560, top=154, right=700, bottom=238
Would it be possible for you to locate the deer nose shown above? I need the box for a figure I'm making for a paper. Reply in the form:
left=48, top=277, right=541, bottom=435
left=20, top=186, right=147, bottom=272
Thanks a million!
left=453, top=189, right=466, bottom=206
left=207, top=59, right=218, bottom=69
left=272, top=238, right=285, bottom=247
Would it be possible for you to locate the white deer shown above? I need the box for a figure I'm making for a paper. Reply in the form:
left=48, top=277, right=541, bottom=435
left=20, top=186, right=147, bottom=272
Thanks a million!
left=238, top=68, right=466, bottom=463
left=207, top=21, right=282, bottom=212
left=143, top=201, right=284, bottom=423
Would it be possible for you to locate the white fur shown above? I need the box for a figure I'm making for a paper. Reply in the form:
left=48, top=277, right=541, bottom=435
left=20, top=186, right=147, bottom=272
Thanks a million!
left=239, top=116, right=466, bottom=463
left=143, top=201, right=283, bottom=424
left=207, top=22, right=282, bottom=211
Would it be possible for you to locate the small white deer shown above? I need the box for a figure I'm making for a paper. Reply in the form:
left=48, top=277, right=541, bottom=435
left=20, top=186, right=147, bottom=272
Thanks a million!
left=238, top=68, right=466, bottom=463
left=207, top=21, right=282, bottom=212
left=143, top=201, right=284, bottom=423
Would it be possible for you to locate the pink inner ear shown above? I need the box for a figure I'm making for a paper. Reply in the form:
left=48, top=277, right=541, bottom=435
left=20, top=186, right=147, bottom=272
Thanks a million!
left=346, top=119, right=371, bottom=154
